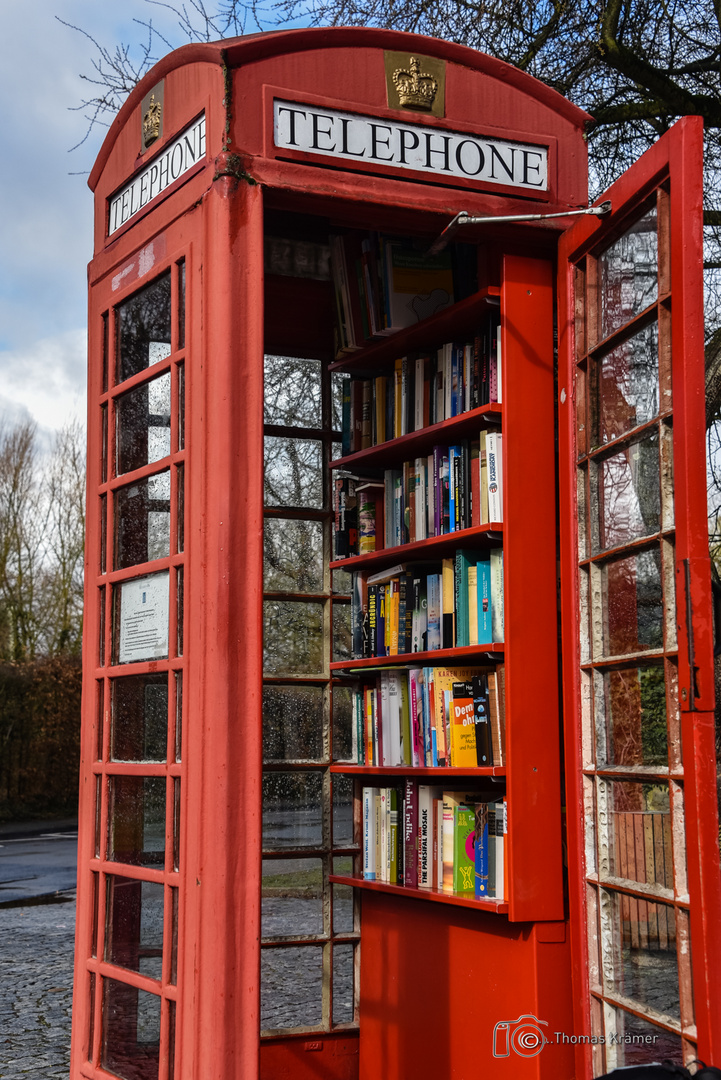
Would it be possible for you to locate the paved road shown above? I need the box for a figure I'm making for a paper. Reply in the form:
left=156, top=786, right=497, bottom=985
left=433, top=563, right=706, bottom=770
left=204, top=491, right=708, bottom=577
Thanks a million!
left=0, top=822, right=78, bottom=906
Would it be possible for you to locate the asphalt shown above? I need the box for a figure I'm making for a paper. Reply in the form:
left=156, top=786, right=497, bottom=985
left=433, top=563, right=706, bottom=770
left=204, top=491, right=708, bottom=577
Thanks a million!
left=0, top=821, right=78, bottom=907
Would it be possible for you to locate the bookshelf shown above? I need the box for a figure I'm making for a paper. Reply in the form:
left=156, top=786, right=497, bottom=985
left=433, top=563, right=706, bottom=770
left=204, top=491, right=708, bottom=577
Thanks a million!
left=327, top=249, right=563, bottom=923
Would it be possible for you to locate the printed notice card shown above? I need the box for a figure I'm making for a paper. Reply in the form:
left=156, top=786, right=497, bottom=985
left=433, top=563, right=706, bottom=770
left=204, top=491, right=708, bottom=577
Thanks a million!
left=119, top=571, right=170, bottom=664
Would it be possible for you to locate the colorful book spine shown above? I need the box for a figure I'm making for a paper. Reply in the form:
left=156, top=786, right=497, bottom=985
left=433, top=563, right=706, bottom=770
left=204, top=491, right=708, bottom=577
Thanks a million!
left=454, top=805, right=476, bottom=894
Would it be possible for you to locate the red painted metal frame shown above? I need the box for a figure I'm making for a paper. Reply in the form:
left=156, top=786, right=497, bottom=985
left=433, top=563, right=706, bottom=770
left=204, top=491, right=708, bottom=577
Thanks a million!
left=76, top=26, right=600, bottom=1080
left=558, top=116, right=721, bottom=1074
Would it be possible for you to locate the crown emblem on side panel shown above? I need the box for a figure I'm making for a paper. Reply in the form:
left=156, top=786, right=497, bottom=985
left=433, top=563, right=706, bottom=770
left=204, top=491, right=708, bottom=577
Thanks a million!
left=143, top=94, right=162, bottom=146
left=392, top=57, right=438, bottom=110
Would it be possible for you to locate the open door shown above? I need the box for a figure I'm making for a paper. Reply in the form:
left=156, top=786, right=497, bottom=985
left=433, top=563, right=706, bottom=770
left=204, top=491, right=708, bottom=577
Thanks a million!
left=558, top=115, right=721, bottom=1075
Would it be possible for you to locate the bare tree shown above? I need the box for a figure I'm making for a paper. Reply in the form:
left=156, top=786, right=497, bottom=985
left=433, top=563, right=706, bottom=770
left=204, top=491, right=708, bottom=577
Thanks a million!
left=0, top=422, right=86, bottom=661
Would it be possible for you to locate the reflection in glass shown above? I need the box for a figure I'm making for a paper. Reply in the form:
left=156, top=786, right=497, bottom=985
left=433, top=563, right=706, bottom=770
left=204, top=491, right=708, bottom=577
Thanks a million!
left=170, top=887, right=179, bottom=984
left=264, top=437, right=323, bottom=508
left=262, top=771, right=323, bottom=850
left=111, top=674, right=168, bottom=761
left=97, top=680, right=105, bottom=761
left=177, top=465, right=184, bottom=554
left=176, top=566, right=184, bottom=657
left=264, top=355, right=321, bottom=428
left=593, top=434, right=660, bottom=552
left=175, top=671, right=183, bottom=762
left=596, top=322, right=659, bottom=445
left=263, top=601, right=324, bottom=675
left=602, top=889, right=679, bottom=1020
left=333, top=856, right=354, bottom=933
left=264, top=519, right=323, bottom=592
left=105, top=876, right=164, bottom=979
left=260, top=946, right=323, bottom=1031
left=333, top=774, right=353, bottom=848
left=102, top=979, right=160, bottom=1080
left=600, top=666, right=667, bottom=767
left=332, top=372, right=345, bottom=433
left=602, top=781, right=672, bottom=888
left=333, top=569, right=352, bottom=595
left=262, top=857, right=323, bottom=939
left=88, top=972, right=96, bottom=1061
left=178, top=365, right=185, bottom=451
left=108, top=776, right=166, bottom=867
left=332, top=687, right=354, bottom=762
left=115, top=472, right=171, bottom=569
left=263, top=685, right=324, bottom=762
left=333, top=603, right=351, bottom=663
left=116, top=374, right=171, bottom=475
left=605, top=1008, right=684, bottom=1067
left=178, top=259, right=185, bottom=350
left=599, top=207, right=658, bottom=339
left=101, top=494, right=107, bottom=574
left=173, top=778, right=181, bottom=871
left=168, top=1001, right=176, bottom=1080
left=102, top=311, right=109, bottom=394
left=602, top=548, right=663, bottom=657
left=117, top=272, right=172, bottom=384
left=333, top=944, right=354, bottom=1024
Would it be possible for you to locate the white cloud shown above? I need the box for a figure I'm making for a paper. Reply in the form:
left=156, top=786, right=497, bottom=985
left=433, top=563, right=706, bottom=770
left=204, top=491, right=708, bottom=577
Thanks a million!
left=0, top=329, right=87, bottom=433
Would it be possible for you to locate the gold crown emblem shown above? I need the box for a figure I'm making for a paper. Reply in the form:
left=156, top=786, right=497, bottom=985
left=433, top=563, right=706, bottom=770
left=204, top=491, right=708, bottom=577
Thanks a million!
left=392, top=57, right=438, bottom=111
left=143, top=94, right=162, bottom=146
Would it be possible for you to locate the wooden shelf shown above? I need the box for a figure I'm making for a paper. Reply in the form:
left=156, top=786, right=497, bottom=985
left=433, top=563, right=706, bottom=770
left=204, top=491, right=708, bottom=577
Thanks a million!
left=330, top=643, right=504, bottom=671
left=332, top=403, right=502, bottom=472
left=330, top=523, right=503, bottom=573
left=329, top=874, right=508, bottom=914
left=329, top=286, right=501, bottom=376
left=330, top=764, right=506, bottom=777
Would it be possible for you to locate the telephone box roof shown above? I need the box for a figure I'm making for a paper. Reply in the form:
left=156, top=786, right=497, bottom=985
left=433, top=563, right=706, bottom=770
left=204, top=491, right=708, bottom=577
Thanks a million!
left=88, top=26, right=592, bottom=192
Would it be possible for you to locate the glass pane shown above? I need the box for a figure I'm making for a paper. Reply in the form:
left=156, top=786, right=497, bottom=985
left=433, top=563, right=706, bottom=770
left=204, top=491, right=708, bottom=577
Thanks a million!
left=332, top=686, right=354, bottom=763
left=264, top=437, right=323, bottom=508
left=108, top=776, right=166, bottom=868
left=263, top=601, right=324, bottom=675
left=601, top=889, right=679, bottom=1020
left=105, top=876, right=164, bottom=979
left=170, top=887, right=179, bottom=984
left=332, top=372, right=345, bottom=432
left=176, top=566, right=184, bottom=658
left=264, top=355, right=321, bottom=428
left=595, top=321, right=659, bottom=446
left=99, top=587, right=106, bottom=666
left=117, top=272, right=171, bottom=384
left=264, top=519, right=323, bottom=592
left=102, top=404, right=108, bottom=484
left=102, top=979, right=160, bottom=1080
left=115, top=471, right=171, bottom=569
left=599, top=207, right=658, bottom=339
left=601, top=548, right=663, bottom=657
left=116, top=373, right=171, bottom=475
left=177, top=464, right=184, bottom=554
left=333, top=856, right=354, bottom=933
left=92, top=871, right=99, bottom=957
left=102, top=311, right=109, bottom=394
left=178, top=364, right=185, bottom=451
left=599, top=666, right=668, bottom=767
left=333, top=603, right=351, bottom=663
left=111, top=674, right=168, bottom=762
left=263, top=685, right=324, bottom=762
left=88, top=972, right=96, bottom=1060
left=262, top=857, right=323, bottom=939
left=333, top=568, right=352, bottom=595
left=602, top=780, right=672, bottom=889
left=333, top=774, right=353, bottom=848
left=262, top=771, right=323, bottom=851
left=260, top=946, right=323, bottom=1031
left=101, top=494, right=107, bottom=574
left=97, top=680, right=105, bottom=761
left=178, top=259, right=185, bottom=350
left=333, top=944, right=354, bottom=1024
left=604, top=1007, right=684, bottom=1067
left=173, top=778, right=181, bottom=871
left=175, top=671, right=183, bottom=762
left=168, top=1000, right=176, bottom=1080
left=592, top=434, right=660, bottom=553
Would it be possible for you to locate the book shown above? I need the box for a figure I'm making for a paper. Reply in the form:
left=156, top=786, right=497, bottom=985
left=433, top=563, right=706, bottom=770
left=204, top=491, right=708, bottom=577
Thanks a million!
left=490, top=548, right=504, bottom=642
left=486, top=431, right=503, bottom=522
left=472, top=674, right=493, bottom=767
left=418, top=784, right=443, bottom=887
left=363, top=787, right=379, bottom=880
left=454, top=805, right=477, bottom=894
left=474, top=802, right=490, bottom=898
left=450, top=681, right=477, bottom=767
left=403, top=777, right=418, bottom=888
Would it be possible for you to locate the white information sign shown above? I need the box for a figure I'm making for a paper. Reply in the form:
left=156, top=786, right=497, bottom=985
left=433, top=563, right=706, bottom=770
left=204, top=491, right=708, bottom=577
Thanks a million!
left=119, top=571, right=170, bottom=664
left=273, top=99, right=548, bottom=191
left=108, top=113, right=206, bottom=236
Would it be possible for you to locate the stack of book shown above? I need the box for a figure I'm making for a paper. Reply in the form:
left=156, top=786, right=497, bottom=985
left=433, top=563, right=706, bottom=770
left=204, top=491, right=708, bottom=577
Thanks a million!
left=350, top=551, right=504, bottom=659
left=331, top=232, right=478, bottom=353
left=350, top=665, right=505, bottom=768
left=333, top=430, right=503, bottom=559
left=362, top=783, right=507, bottom=900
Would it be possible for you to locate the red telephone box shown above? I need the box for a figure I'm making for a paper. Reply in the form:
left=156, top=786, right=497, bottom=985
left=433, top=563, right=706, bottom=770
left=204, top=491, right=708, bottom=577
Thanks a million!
left=70, top=28, right=721, bottom=1080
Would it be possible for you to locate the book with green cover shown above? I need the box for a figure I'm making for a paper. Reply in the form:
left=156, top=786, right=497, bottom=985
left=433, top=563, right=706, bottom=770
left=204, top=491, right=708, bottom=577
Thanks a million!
left=453, top=805, right=476, bottom=894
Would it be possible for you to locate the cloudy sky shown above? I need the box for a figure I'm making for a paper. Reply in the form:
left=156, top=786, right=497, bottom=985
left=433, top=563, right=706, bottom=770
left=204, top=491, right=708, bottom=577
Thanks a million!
left=0, top=1, right=269, bottom=441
